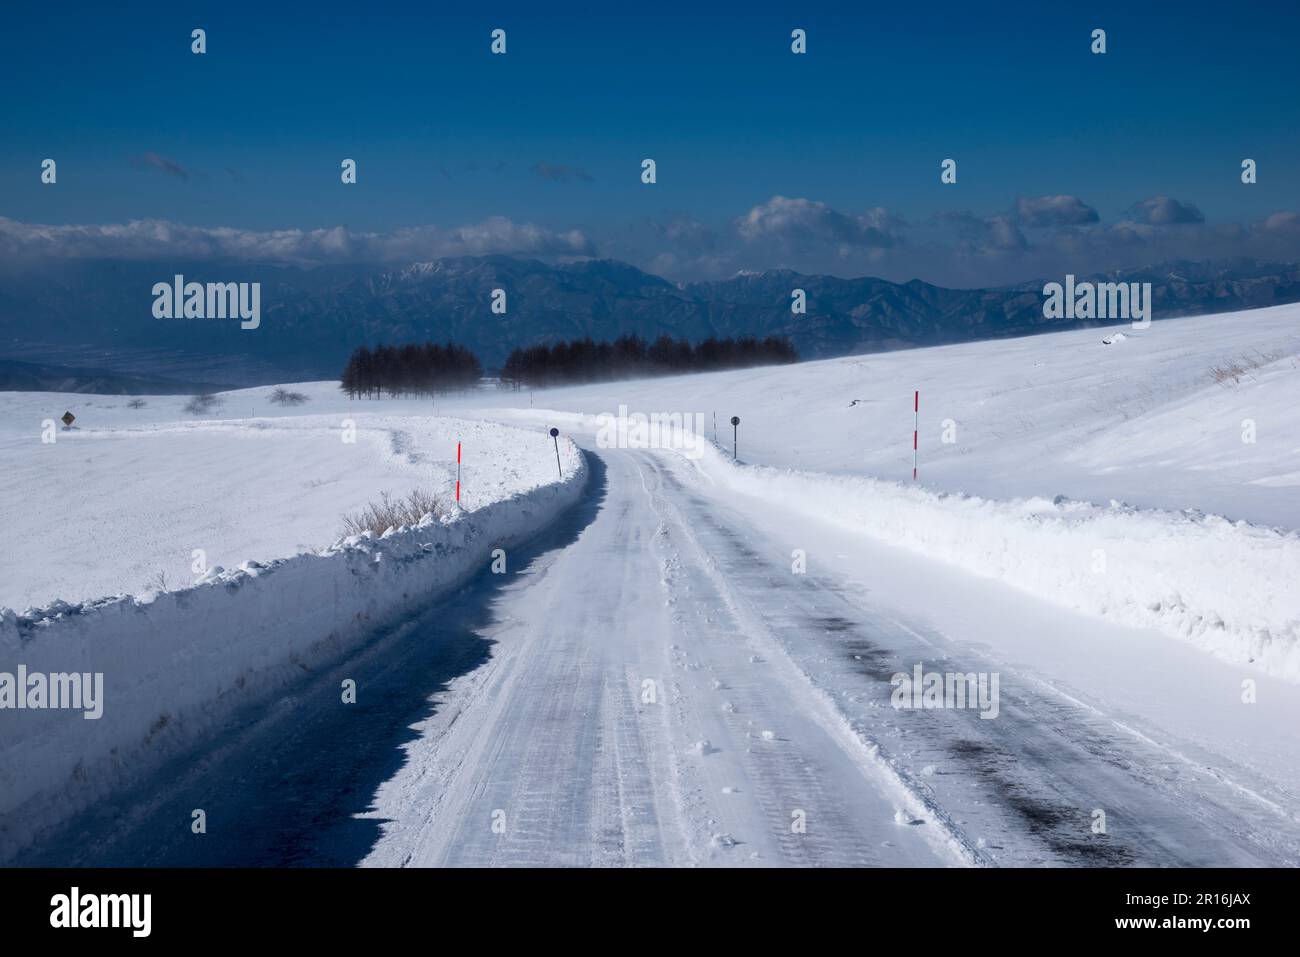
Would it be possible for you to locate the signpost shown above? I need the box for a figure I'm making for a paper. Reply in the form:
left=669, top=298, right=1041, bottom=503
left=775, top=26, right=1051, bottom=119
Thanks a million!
left=549, top=427, right=562, bottom=478
left=912, top=390, right=919, bottom=481
left=730, top=415, right=740, bottom=461
left=61, top=411, right=75, bottom=429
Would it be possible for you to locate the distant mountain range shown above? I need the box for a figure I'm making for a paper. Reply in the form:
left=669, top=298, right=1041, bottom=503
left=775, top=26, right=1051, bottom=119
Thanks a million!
left=0, top=358, right=224, bottom=395
left=2, top=256, right=1298, bottom=390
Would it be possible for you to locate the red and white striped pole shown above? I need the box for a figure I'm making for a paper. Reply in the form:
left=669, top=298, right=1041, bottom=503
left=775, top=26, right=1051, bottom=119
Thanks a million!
left=912, top=390, right=919, bottom=481
left=456, top=440, right=462, bottom=504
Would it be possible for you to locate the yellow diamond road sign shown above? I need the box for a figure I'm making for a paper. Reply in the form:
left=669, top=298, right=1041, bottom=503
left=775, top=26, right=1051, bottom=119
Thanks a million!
left=61, top=411, right=75, bottom=427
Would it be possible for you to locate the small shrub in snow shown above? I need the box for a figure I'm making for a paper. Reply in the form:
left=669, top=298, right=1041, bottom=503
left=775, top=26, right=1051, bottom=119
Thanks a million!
left=341, top=489, right=442, bottom=538
left=183, top=393, right=223, bottom=416
left=126, top=398, right=147, bottom=409
left=1210, top=349, right=1284, bottom=385
left=269, top=387, right=309, bottom=406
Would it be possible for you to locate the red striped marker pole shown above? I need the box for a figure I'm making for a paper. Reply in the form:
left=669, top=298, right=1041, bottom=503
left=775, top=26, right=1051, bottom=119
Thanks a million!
left=912, top=390, right=919, bottom=481
left=456, top=440, right=461, bottom=504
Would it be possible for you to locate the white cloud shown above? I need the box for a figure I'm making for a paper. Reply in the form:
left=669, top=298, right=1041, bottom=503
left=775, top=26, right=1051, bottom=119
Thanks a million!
left=1129, top=196, right=1205, bottom=225
left=1013, top=195, right=1099, bottom=227
left=0, top=216, right=597, bottom=264
left=736, top=196, right=902, bottom=248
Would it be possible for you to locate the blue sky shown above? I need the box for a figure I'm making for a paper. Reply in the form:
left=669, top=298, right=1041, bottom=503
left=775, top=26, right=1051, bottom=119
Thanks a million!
left=2, top=0, right=1298, bottom=285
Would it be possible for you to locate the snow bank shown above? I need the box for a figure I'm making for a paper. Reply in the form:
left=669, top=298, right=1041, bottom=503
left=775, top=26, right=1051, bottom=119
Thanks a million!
left=690, top=443, right=1300, bottom=683
left=0, top=438, right=585, bottom=859
left=0, top=410, right=569, bottom=609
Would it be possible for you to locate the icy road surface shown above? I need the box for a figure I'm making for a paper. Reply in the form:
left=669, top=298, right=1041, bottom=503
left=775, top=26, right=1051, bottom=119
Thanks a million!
left=20, top=440, right=1300, bottom=867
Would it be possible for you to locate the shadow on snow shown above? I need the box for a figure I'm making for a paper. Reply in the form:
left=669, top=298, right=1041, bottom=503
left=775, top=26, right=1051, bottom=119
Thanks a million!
left=14, top=451, right=608, bottom=867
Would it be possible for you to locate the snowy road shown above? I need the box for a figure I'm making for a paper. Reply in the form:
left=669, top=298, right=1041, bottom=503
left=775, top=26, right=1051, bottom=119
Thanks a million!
left=363, top=446, right=952, bottom=867
left=19, top=442, right=1300, bottom=867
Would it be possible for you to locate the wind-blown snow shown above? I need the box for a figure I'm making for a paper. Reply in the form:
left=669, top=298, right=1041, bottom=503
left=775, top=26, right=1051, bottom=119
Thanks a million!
left=461, top=304, right=1300, bottom=529
left=456, top=305, right=1300, bottom=680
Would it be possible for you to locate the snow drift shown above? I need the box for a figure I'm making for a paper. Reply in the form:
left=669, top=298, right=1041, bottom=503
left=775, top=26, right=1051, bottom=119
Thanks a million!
left=689, top=442, right=1300, bottom=683
left=0, top=438, right=586, bottom=860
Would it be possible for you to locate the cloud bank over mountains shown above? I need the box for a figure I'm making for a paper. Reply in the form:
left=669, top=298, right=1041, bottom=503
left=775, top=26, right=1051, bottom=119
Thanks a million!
left=4, top=191, right=1299, bottom=288
left=0, top=216, right=596, bottom=267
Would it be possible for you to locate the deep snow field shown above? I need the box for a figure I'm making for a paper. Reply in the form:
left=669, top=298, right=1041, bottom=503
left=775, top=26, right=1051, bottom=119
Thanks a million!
left=0, top=398, right=569, bottom=610
left=458, top=304, right=1300, bottom=530
left=3, top=303, right=1297, bottom=648
left=3, top=303, right=1299, bottom=865
left=0, top=395, right=586, bottom=852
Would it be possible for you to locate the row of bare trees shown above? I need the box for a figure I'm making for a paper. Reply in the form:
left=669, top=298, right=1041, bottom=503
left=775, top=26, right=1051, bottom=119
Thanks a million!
left=501, top=334, right=797, bottom=387
left=340, top=342, right=482, bottom=398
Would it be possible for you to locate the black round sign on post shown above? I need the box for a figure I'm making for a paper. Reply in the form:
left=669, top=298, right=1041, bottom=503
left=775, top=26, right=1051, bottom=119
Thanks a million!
left=730, top=416, right=739, bottom=426
left=730, top=416, right=740, bottom=460
left=548, top=428, right=562, bottom=478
